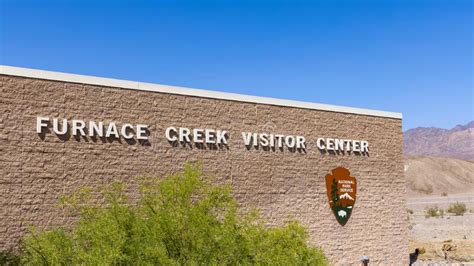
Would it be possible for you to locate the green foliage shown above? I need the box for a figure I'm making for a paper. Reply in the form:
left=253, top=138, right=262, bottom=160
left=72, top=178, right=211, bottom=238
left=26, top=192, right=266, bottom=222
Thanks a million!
left=441, top=192, right=448, bottom=197
left=424, top=205, right=444, bottom=218
left=447, top=202, right=467, bottom=216
left=0, top=249, right=21, bottom=266
left=20, top=164, right=328, bottom=265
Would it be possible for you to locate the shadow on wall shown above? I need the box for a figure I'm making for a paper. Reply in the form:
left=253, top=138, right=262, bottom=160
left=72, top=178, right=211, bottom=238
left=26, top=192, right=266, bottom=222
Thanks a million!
left=318, top=149, right=370, bottom=157
left=167, top=139, right=230, bottom=151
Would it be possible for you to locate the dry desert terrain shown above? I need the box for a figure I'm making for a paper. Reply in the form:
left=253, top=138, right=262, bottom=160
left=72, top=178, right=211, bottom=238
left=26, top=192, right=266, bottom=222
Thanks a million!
left=405, top=157, right=474, bottom=265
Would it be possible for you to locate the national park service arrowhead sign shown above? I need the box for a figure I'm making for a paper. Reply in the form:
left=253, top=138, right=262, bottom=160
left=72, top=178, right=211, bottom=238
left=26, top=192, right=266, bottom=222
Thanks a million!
left=325, top=167, right=357, bottom=226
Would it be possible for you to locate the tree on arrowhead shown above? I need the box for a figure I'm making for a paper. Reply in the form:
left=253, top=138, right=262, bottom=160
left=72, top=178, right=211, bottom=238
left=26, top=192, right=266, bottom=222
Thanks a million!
left=331, top=178, right=339, bottom=206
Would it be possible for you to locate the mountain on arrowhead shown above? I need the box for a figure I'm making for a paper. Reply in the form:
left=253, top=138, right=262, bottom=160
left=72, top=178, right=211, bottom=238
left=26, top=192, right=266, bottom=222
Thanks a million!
left=339, top=192, right=354, bottom=200
left=404, top=121, right=474, bottom=161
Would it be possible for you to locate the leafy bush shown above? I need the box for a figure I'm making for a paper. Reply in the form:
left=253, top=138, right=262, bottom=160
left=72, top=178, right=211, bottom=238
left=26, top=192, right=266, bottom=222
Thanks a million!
left=20, top=164, right=328, bottom=265
left=447, top=202, right=467, bottom=216
left=424, top=205, right=444, bottom=218
left=0, top=250, right=21, bottom=266
left=441, top=192, right=448, bottom=197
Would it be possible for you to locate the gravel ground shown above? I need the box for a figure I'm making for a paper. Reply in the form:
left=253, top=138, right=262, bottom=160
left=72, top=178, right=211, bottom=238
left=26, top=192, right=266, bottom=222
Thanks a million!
left=407, top=193, right=474, bottom=212
left=407, top=193, right=474, bottom=264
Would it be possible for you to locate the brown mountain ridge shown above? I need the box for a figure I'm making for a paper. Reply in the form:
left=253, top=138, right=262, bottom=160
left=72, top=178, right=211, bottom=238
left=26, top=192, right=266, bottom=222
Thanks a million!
left=404, top=121, right=474, bottom=161
left=404, top=156, right=474, bottom=196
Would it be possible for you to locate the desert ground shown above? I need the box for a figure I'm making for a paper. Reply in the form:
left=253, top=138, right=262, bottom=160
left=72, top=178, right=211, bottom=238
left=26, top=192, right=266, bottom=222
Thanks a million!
left=407, top=193, right=474, bottom=264
left=405, top=157, right=474, bottom=265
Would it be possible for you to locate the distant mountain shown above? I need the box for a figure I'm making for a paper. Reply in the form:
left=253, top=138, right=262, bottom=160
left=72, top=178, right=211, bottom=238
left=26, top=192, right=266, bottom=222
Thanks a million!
left=404, top=121, right=474, bottom=161
left=405, top=157, right=474, bottom=196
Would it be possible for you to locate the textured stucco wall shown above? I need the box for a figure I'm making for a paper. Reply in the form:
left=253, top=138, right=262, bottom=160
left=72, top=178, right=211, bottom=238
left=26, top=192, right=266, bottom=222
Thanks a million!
left=0, top=74, right=407, bottom=264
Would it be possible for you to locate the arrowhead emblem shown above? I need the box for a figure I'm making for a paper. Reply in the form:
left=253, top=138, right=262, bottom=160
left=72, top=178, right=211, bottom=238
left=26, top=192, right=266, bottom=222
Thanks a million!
left=325, top=167, right=357, bottom=226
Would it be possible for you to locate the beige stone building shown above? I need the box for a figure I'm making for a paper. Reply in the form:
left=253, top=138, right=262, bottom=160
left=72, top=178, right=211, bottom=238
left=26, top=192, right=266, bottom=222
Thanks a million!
left=0, top=65, right=407, bottom=264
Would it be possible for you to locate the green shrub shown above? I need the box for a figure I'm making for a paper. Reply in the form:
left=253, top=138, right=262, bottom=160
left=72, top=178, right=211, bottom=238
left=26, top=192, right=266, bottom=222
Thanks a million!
left=425, top=205, right=444, bottom=218
left=447, top=202, right=467, bottom=216
left=0, top=249, right=21, bottom=266
left=441, top=192, right=448, bottom=197
left=20, top=164, right=328, bottom=265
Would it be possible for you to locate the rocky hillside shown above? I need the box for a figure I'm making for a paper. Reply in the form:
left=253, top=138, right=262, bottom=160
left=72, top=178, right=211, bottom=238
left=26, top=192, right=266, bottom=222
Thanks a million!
left=404, top=121, right=474, bottom=161
left=405, top=156, right=474, bottom=196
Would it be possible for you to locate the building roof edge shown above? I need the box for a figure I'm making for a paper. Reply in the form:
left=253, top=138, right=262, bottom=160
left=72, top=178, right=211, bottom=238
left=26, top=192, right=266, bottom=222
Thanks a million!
left=0, top=65, right=402, bottom=119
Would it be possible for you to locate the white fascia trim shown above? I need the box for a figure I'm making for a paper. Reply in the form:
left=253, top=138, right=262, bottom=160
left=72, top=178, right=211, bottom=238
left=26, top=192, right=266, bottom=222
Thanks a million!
left=0, top=65, right=402, bottom=119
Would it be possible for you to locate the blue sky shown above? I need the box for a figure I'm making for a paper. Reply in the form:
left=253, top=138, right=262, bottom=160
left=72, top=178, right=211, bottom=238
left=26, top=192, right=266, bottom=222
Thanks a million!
left=1, top=0, right=472, bottom=130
